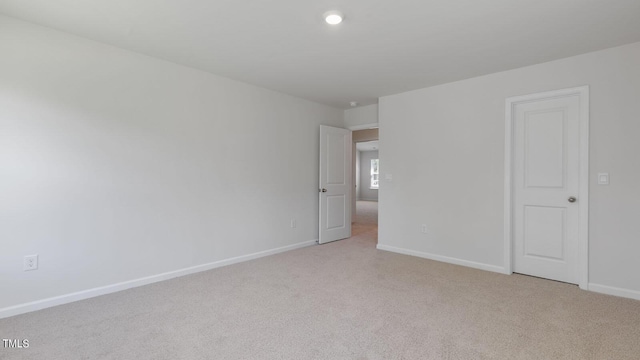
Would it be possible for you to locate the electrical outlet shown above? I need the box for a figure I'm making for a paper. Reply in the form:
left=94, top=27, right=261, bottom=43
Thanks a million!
left=24, top=254, right=38, bottom=271
left=291, top=219, right=297, bottom=228
left=421, top=224, right=428, bottom=233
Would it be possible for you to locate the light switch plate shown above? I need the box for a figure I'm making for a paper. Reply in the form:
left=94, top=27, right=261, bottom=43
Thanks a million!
left=597, top=173, right=609, bottom=185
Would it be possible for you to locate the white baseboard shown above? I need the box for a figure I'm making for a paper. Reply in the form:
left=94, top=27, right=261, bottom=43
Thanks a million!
left=588, top=283, right=640, bottom=301
left=376, top=244, right=507, bottom=274
left=0, top=240, right=317, bottom=319
left=377, top=245, right=640, bottom=302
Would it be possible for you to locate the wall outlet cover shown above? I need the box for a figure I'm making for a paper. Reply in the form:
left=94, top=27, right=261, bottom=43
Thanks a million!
left=24, top=254, right=38, bottom=271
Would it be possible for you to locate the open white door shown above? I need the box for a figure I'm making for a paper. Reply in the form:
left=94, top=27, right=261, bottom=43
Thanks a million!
left=319, top=125, right=352, bottom=244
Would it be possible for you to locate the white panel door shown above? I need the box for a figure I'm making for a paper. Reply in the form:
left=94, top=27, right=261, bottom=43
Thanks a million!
left=513, top=94, right=582, bottom=284
left=319, top=125, right=352, bottom=244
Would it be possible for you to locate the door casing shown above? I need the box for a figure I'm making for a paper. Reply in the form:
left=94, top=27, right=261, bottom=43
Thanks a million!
left=504, top=86, right=589, bottom=289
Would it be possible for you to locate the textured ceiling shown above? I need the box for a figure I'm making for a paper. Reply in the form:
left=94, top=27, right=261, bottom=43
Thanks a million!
left=1, top=0, right=639, bottom=108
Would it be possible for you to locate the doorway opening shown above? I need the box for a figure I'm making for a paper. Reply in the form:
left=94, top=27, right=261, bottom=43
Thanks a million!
left=352, top=130, right=379, bottom=243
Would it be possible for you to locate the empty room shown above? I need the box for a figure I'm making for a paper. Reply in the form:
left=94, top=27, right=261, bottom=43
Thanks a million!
left=2, top=1, right=640, bottom=359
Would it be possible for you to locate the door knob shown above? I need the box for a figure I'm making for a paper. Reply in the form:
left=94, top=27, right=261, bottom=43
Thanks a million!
left=320, top=188, right=327, bottom=193
left=568, top=196, right=577, bottom=203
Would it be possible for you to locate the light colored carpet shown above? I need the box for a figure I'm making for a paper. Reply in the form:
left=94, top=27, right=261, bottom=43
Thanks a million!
left=355, top=200, right=378, bottom=226
left=2, top=217, right=640, bottom=359
left=352, top=200, right=378, bottom=245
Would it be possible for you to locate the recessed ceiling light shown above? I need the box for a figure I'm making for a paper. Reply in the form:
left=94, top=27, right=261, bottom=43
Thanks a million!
left=350, top=101, right=358, bottom=107
left=324, top=11, right=344, bottom=25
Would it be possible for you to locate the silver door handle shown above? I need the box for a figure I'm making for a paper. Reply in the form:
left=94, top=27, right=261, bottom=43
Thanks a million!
left=320, top=188, right=327, bottom=193
left=568, top=196, right=577, bottom=203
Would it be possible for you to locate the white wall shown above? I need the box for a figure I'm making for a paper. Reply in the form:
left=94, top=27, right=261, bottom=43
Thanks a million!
left=0, top=16, right=343, bottom=313
left=344, top=104, right=378, bottom=129
left=378, top=41, right=640, bottom=299
left=359, top=151, right=379, bottom=201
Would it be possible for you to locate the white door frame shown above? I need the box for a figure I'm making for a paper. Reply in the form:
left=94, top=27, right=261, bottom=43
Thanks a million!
left=348, top=126, right=379, bottom=222
left=347, top=123, right=379, bottom=131
left=503, top=86, right=589, bottom=289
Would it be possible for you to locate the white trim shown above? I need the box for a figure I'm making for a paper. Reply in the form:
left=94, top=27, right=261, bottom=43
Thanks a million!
left=377, top=244, right=508, bottom=274
left=0, top=240, right=317, bottom=319
left=578, top=89, right=590, bottom=289
left=347, top=123, right=379, bottom=131
left=359, top=198, right=378, bottom=202
left=503, top=98, right=514, bottom=275
left=504, top=86, right=590, bottom=289
left=588, top=283, right=640, bottom=301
